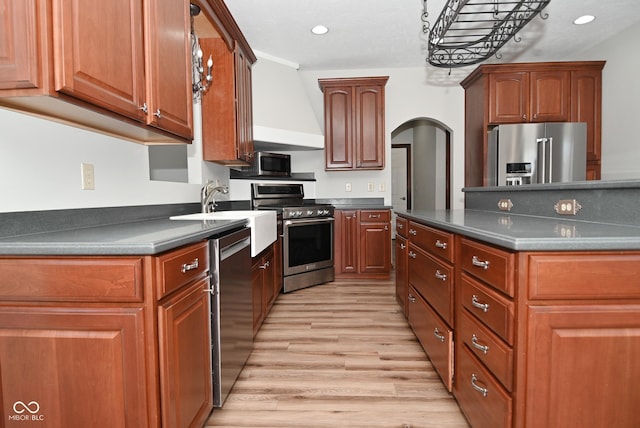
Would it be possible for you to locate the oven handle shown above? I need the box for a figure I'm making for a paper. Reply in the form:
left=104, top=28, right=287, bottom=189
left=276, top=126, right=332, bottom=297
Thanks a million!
left=284, top=217, right=334, bottom=227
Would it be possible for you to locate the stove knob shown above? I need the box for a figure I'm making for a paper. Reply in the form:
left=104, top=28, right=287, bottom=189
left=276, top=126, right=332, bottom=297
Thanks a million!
left=306, top=210, right=314, bottom=216
left=295, top=210, right=303, bottom=217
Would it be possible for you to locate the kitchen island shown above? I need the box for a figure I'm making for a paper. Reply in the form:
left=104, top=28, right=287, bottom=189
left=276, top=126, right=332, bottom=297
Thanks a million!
left=0, top=204, right=252, bottom=428
left=396, top=180, right=640, bottom=428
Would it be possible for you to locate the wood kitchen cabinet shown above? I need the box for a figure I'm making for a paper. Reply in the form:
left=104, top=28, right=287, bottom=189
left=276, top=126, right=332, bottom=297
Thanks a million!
left=0, top=240, right=213, bottom=428
left=396, top=213, right=640, bottom=428
left=461, top=61, right=605, bottom=187
left=318, top=76, right=389, bottom=171
left=252, top=244, right=275, bottom=336
left=405, top=220, right=455, bottom=391
left=334, top=209, right=391, bottom=279
left=395, top=217, right=409, bottom=317
left=201, top=38, right=255, bottom=165
left=0, top=0, right=194, bottom=142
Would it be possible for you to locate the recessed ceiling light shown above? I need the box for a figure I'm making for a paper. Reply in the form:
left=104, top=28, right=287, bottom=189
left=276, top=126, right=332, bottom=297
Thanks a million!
left=311, top=25, right=329, bottom=35
left=574, top=15, right=595, bottom=25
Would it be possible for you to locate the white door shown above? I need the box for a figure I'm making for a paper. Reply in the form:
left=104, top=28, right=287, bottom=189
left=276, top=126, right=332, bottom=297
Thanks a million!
left=391, top=147, right=408, bottom=237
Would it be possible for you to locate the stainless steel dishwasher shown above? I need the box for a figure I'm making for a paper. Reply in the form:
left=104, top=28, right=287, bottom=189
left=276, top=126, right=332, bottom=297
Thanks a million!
left=210, top=227, right=252, bottom=407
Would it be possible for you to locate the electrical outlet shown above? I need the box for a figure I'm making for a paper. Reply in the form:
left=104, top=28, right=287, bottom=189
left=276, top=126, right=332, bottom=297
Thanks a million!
left=554, top=199, right=581, bottom=215
left=81, top=163, right=95, bottom=190
left=497, top=199, right=513, bottom=211
left=367, top=182, right=374, bottom=192
left=345, top=183, right=352, bottom=192
left=378, top=183, right=385, bottom=192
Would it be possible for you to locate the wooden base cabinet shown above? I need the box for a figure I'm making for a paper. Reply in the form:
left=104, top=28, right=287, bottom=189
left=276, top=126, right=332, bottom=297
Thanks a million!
left=252, top=244, right=277, bottom=336
left=335, top=209, right=391, bottom=279
left=395, top=217, right=409, bottom=316
left=396, top=214, right=640, bottom=427
left=0, top=240, right=213, bottom=428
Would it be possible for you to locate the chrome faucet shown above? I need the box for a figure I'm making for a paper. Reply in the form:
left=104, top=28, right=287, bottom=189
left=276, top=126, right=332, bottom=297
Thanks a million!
left=201, top=181, right=229, bottom=213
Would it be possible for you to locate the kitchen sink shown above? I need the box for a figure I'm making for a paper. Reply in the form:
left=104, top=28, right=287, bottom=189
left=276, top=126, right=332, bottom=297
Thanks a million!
left=170, top=211, right=276, bottom=257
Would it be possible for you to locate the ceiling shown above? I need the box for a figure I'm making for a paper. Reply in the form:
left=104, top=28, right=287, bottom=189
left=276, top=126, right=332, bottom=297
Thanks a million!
left=223, top=0, right=640, bottom=81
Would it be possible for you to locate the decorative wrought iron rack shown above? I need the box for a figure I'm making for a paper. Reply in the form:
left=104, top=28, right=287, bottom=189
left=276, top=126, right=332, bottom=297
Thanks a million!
left=423, top=0, right=551, bottom=68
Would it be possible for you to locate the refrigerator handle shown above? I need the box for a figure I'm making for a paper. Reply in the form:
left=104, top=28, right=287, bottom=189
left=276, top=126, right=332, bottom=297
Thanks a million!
left=547, top=137, right=553, bottom=183
left=536, top=138, right=547, bottom=183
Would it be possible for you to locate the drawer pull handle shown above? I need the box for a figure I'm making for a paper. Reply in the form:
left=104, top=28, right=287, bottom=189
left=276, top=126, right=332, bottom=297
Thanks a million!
left=435, top=270, right=447, bottom=281
left=435, top=240, right=447, bottom=249
left=471, top=334, right=490, bottom=354
left=409, top=229, right=417, bottom=235
left=408, top=294, right=416, bottom=303
left=400, top=243, right=406, bottom=250
left=181, top=258, right=199, bottom=273
left=472, top=255, right=490, bottom=269
left=471, top=294, right=490, bottom=312
left=259, top=261, right=270, bottom=270
left=433, top=328, right=445, bottom=343
left=369, top=214, right=381, bottom=218
left=471, top=374, right=488, bottom=397
left=398, top=223, right=404, bottom=229
left=408, top=251, right=417, bottom=259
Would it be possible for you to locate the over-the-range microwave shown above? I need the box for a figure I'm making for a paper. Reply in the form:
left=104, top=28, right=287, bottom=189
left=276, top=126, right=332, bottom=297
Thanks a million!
left=230, top=152, right=291, bottom=178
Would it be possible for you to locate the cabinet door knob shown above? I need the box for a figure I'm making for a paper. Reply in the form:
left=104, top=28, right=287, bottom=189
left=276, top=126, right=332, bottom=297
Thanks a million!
left=138, top=102, right=148, bottom=114
left=154, top=109, right=162, bottom=119
left=433, top=328, right=445, bottom=343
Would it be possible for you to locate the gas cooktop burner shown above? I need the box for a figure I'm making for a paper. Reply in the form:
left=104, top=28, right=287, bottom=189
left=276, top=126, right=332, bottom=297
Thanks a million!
left=251, top=183, right=334, bottom=219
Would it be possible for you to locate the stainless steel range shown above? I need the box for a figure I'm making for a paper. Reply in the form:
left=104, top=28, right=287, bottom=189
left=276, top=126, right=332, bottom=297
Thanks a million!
left=251, top=183, right=334, bottom=293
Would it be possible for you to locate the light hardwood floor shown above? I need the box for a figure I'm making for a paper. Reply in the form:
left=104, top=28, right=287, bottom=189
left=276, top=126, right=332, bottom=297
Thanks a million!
left=205, top=277, right=469, bottom=428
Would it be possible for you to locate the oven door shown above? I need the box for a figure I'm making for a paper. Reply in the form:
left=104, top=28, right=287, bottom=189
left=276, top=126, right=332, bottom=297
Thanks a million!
left=283, top=217, right=334, bottom=276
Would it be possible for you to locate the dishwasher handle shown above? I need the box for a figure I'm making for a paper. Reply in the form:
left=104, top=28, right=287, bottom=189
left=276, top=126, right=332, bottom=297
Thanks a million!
left=220, top=236, right=250, bottom=262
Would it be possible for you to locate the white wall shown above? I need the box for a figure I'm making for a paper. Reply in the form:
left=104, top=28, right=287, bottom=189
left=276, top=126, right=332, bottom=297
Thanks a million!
left=569, top=21, right=640, bottom=180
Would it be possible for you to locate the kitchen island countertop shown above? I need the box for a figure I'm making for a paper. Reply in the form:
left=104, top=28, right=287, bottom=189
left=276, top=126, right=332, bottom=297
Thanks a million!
left=397, top=209, right=640, bottom=251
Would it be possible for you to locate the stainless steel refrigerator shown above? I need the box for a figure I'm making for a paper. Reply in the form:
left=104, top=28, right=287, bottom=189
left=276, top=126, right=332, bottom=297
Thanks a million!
left=486, top=122, right=587, bottom=186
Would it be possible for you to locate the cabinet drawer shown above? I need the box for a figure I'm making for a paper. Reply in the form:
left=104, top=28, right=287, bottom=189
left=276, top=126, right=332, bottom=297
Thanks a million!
left=526, top=252, right=640, bottom=300
left=408, top=286, right=453, bottom=392
left=461, top=238, right=514, bottom=297
left=0, top=256, right=143, bottom=302
left=156, top=241, right=209, bottom=299
left=407, top=221, right=454, bottom=263
left=408, top=244, right=453, bottom=325
left=396, top=216, right=408, bottom=238
left=455, top=345, right=513, bottom=428
left=459, top=308, right=514, bottom=391
left=360, top=209, right=390, bottom=223
left=461, top=274, right=515, bottom=345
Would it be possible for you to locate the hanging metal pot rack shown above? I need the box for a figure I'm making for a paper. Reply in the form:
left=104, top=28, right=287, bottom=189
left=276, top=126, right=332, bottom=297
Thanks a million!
left=423, top=0, right=551, bottom=68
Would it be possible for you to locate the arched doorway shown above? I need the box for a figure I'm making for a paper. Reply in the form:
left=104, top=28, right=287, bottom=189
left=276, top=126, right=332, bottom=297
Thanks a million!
left=391, top=118, right=451, bottom=217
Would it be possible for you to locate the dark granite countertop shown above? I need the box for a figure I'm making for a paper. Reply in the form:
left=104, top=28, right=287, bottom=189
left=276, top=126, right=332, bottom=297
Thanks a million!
left=0, top=204, right=248, bottom=256
left=396, top=209, right=640, bottom=251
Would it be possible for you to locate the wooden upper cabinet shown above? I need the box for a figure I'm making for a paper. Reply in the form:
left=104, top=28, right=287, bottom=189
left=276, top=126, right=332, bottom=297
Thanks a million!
left=319, top=76, right=388, bottom=171
left=489, top=72, right=529, bottom=124
left=0, top=0, right=193, bottom=142
left=145, top=0, right=194, bottom=138
left=53, top=0, right=147, bottom=122
left=489, top=70, right=570, bottom=124
left=200, top=40, right=255, bottom=165
left=0, top=0, right=46, bottom=91
left=529, top=70, right=570, bottom=122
